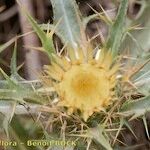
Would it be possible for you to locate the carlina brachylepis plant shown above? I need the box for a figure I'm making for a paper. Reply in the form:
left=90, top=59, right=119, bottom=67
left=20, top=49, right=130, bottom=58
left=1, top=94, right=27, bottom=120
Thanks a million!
left=0, top=0, right=150, bottom=149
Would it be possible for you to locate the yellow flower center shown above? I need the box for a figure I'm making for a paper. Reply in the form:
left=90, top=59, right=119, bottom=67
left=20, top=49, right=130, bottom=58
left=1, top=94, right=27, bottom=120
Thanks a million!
left=66, top=64, right=109, bottom=100
left=71, top=70, right=99, bottom=97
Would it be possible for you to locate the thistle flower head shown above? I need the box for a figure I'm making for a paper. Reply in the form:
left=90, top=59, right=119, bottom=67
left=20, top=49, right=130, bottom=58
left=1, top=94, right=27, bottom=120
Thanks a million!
left=44, top=48, right=118, bottom=121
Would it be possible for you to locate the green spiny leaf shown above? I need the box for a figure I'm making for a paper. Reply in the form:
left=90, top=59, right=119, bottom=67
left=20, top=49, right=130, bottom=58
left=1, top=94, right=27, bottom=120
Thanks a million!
left=51, top=0, right=81, bottom=50
left=17, top=0, right=55, bottom=58
left=0, top=68, right=20, bottom=89
left=121, top=0, right=150, bottom=56
left=121, top=1, right=150, bottom=96
left=0, top=68, right=47, bottom=104
left=11, top=42, right=17, bottom=75
left=121, top=95, right=150, bottom=119
left=106, top=0, right=128, bottom=57
left=133, top=64, right=150, bottom=96
left=88, top=125, right=113, bottom=150
left=10, top=42, right=24, bottom=81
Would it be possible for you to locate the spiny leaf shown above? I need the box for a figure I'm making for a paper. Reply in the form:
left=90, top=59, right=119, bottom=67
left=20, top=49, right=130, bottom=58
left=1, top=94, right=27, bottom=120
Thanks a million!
left=0, top=90, right=25, bottom=103
left=17, top=0, right=55, bottom=58
left=0, top=68, right=47, bottom=104
left=0, top=89, right=47, bottom=104
left=88, top=125, right=113, bottom=150
left=0, top=68, right=20, bottom=89
left=121, top=95, right=150, bottom=119
left=125, top=1, right=150, bottom=94
left=11, top=42, right=17, bottom=75
left=120, top=1, right=150, bottom=97
left=51, top=0, right=81, bottom=50
left=10, top=42, right=24, bottom=81
left=121, top=0, right=150, bottom=56
left=134, top=64, right=150, bottom=95
left=106, top=0, right=128, bottom=57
